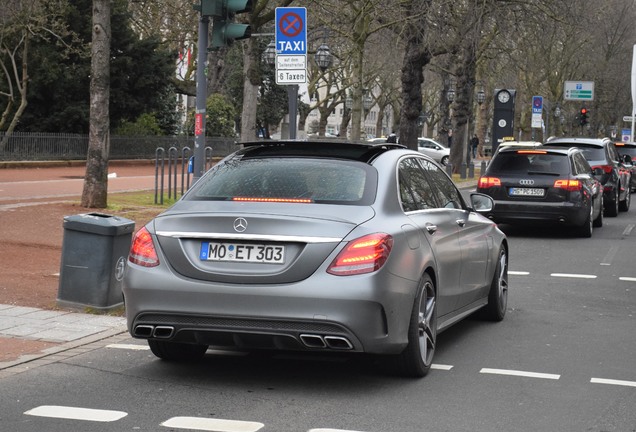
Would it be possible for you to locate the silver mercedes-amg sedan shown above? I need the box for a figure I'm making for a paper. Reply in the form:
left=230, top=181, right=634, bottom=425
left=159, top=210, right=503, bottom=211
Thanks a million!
left=123, top=140, right=508, bottom=377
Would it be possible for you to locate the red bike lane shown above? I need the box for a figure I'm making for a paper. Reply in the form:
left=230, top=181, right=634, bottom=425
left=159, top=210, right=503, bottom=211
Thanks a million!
left=0, top=162, right=158, bottom=203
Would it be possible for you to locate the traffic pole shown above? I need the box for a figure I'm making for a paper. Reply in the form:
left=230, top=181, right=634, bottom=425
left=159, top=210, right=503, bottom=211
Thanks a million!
left=193, top=15, right=209, bottom=184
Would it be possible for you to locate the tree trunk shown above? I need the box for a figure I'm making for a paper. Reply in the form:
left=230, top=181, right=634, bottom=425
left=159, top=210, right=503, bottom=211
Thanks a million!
left=397, top=0, right=433, bottom=150
left=240, top=38, right=260, bottom=142
left=81, top=0, right=111, bottom=208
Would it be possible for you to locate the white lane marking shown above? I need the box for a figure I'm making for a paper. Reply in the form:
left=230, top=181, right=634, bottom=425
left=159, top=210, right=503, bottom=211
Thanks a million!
left=622, top=224, right=635, bottom=236
left=550, top=273, right=597, bottom=279
left=431, top=363, right=453, bottom=370
left=601, top=245, right=619, bottom=266
left=480, top=368, right=560, bottom=380
left=509, top=271, right=529, bottom=275
left=24, top=405, right=127, bottom=422
left=619, top=277, right=636, bottom=282
left=591, top=378, right=636, bottom=388
left=309, top=429, right=368, bottom=432
left=107, top=344, right=150, bottom=350
left=161, top=417, right=264, bottom=431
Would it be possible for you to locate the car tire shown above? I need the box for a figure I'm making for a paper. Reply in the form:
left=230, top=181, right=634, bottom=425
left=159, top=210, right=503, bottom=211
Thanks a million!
left=593, top=196, right=603, bottom=228
left=576, top=204, right=593, bottom=238
left=148, top=340, right=208, bottom=362
left=440, top=156, right=449, bottom=166
left=605, top=188, right=619, bottom=217
left=619, top=185, right=630, bottom=212
left=481, top=247, right=508, bottom=321
left=393, top=274, right=437, bottom=378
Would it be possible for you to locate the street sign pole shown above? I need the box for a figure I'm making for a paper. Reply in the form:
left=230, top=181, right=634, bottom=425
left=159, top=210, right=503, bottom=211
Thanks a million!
left=275, top=7, right=307, bottom=140
left=193, top=15, right=209, bottom=184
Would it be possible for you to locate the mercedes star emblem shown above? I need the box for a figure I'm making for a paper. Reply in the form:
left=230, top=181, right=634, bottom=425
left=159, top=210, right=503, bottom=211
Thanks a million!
left=233, top=217, right=248, bottom=232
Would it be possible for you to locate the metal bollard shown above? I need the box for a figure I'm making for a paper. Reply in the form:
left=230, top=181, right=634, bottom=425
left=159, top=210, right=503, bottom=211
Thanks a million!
left=468, top=162, right=475, bottom=178
left=446, top=163, right=453, bottom=177
left=460, top=162, right=467, bottom=179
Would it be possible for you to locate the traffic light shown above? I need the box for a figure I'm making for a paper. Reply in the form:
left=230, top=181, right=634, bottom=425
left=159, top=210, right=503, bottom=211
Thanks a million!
left=579, top=107, right=589, bottom=126
left=193, top=1, right=252, bottom=48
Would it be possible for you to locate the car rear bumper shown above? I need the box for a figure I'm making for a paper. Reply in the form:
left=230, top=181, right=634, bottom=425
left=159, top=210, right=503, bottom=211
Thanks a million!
left=485, top=200, right=588, bottom=226
left=123, top=264, right=417, bottom=355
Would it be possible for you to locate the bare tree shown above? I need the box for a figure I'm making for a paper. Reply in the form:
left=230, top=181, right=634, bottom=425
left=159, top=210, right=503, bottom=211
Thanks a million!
left=0, top=0, right=73, bottom=149
left=81, top=0, right=110, bottom=208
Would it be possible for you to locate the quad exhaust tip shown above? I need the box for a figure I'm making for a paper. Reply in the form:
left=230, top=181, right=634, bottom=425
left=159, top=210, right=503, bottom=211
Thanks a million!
left=133, top=325, right=175, bottom=339
left=300, top=334, right=353, bottom=350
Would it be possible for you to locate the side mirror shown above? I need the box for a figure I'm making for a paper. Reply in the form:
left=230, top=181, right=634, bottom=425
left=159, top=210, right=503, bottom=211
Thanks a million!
left=470, top=192, right=494, bottom=212
left=622, top=154, right=633, bottom=165
left=592, top=167, right=604, bottom=176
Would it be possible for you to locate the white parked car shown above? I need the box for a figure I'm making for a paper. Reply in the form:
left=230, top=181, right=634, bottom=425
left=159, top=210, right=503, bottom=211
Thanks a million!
left=418, top=138, right=450, bottom=166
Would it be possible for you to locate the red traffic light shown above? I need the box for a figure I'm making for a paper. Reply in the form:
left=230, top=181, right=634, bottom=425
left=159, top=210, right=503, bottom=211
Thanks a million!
left=580, top=108, right=588, bottom=114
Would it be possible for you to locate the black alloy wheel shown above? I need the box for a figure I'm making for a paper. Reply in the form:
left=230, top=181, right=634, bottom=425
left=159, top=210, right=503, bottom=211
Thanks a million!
left=481, top=247, right=508, bottom=321
left=605, top=187, right=619, bottom=217
left=394, top=274, right=437, bottom=377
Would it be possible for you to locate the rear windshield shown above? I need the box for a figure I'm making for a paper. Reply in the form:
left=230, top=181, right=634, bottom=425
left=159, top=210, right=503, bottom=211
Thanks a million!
left=617, top=146, right=636, bottom=158
left=488, top=152, right=569, bottom=175
left=550, top=143, right=605, bottom=162
left=185, top=157, right=377, bottom=205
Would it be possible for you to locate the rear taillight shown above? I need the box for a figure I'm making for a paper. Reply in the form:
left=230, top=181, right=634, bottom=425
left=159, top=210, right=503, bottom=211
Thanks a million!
left=129, top=227, right=159, bottom=267
left=478, top=176, right=501, bottom=188
left=327, top=233, right=393, bottom=276
left=592, top=164, right=613, bottom=174
left=553, top=179, right=581, bottom=191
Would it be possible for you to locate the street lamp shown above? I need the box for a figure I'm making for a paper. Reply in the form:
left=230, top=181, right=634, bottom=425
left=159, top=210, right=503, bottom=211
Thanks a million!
left=263, top=41, right=276, bottom=66
left=446, top=82, right=456, bottom=102
left=476, top=82, right=486, bottom=106
left=314, top=44, right=332, bottom=71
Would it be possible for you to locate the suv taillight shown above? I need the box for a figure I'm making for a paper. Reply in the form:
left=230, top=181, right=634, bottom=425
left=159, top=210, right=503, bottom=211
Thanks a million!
left=478, top=177, right=501, bottom=188
left=554, top=179, right=581, bottom=191
left=327, top=233, right=393, bottom=276
left=129, top=227, right=159, bottom=267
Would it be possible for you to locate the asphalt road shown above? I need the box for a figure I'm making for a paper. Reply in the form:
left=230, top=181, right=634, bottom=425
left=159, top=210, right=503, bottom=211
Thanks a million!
left=1, top=173, right=635, bottom=432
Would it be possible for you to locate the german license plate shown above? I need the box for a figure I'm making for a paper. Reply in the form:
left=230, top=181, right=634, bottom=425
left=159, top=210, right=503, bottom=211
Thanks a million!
left=509, top=187, right=545, bottom=197
left=200, top=241, right=285, bottom=264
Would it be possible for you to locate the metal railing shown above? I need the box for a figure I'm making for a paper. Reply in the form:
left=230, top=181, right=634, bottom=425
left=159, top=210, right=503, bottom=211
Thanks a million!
left=0, top=132, right=236, bottom=161
left=154, top=146, right=218, bottom=204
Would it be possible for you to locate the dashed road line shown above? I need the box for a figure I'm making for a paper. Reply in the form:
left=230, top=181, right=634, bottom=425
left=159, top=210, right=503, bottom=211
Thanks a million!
left=479, top=368, right=561, bottom=380
left=590, top=377, right=636, bottom=388
left=161, top=416, right=264, bottom=431
left=550, top=273, right=597, bottom=279
left=431, top=363, right=453, bottom=370
left=24, top=405, right=127, bottom=422
left=509, top=271, right=529, bottom=275
left=106, top=343, right=150, bottom=350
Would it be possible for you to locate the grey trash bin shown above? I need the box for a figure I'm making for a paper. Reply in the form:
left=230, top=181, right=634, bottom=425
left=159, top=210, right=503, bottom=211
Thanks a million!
left=57, top=212, right=135, bottom=311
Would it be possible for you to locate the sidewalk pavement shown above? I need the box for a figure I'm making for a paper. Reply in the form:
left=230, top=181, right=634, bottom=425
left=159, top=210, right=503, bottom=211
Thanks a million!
left=0, top=304, right=127, bottom=372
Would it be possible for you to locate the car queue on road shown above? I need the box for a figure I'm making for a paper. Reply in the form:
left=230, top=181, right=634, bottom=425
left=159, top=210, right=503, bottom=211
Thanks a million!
left=476, top=136, right=633, bottom=238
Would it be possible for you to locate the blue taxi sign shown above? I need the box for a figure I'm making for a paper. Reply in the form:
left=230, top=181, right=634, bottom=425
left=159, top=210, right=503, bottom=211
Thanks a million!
left=275, top=7, right=307, bottom=55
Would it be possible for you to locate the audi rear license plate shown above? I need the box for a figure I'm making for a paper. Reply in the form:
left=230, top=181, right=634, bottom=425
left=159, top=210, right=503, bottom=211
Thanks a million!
left=200, top=241, right=285, bottom=264
left=509, top=187, right=545, bottom=197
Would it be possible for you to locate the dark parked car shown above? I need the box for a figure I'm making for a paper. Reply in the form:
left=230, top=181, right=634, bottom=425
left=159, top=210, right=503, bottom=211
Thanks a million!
left=124, top=140, right=508, bottom=377
left=545, top=137, right=631, bottom=216
left=477, top=145, right=604, bottom=237
left=614, top=141, right=636, bottom=192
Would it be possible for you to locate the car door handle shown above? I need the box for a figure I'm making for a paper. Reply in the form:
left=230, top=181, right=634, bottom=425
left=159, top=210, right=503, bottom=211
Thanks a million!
left=425, top=223, right=437, bottom=234
left=456, top=219, right=466, bottom=227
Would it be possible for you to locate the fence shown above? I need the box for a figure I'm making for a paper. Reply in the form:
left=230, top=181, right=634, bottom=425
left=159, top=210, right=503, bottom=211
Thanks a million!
left=0, top=132, right=236, bottom=161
